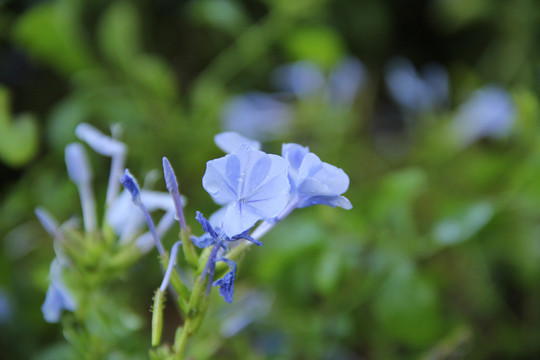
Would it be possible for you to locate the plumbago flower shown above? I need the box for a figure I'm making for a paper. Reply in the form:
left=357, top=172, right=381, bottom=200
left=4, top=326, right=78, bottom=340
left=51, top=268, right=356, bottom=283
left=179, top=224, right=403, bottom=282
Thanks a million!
left=182, top=133, right=352, bottom=303
left=384, top=57, right=449, bottom=115
left=451, top=85, right=515, bottom=146
left=37, top=123, right=175, bottom=322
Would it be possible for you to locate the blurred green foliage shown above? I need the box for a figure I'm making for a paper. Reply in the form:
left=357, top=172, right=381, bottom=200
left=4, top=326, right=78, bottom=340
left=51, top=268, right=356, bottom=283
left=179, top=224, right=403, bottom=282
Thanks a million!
left=1, top=0, right=540, bottom=359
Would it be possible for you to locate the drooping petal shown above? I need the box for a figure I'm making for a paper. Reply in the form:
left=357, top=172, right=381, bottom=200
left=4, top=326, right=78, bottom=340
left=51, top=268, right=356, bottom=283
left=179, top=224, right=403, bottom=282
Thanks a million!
left=213, top=258, right=237, bottom=303
left=196, top=211, right=219, bottom=239
left=215, top=132, right=261, bottom=153
left=297, top=195, right=353, bottom=209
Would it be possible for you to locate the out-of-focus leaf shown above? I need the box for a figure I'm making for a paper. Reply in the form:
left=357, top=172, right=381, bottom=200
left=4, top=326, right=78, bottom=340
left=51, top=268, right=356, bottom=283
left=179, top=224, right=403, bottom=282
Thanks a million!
left=12, top=0, right=93, bottom=74
left=98, top=1, right=141, bottom=65
left=374, top=262, right=442, bottom=347
left=125, top=56, right=178, bottom=102
left=189, top=0, right=248, bottom=35
left=372, top=168, right=427, bottom=219
left=282, top=26, right=345, bottom=69
left=313, top=248, right=343, bottom=295
left=432, top=201, right=494, bottom=245
left=47, top=100, right=87, bottom=154
left=432, top=0, right=490, bottom=31
left=0, top=87, right=38, bottom=167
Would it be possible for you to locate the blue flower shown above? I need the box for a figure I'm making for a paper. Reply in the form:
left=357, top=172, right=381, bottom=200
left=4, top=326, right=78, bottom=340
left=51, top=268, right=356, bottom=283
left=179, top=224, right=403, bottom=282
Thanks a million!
left=273, top=57, right=367, bottom=106
left=282, top=143, right=352, bottom=209
left=202, top=145, right=290, bottom=236
left=451, top=85, right=515, bottom=146
left=385, top=57, right=448, bottom=114
left=221, top=92, right=292, bottom=140
left=41, top=259, right=77, bottom=323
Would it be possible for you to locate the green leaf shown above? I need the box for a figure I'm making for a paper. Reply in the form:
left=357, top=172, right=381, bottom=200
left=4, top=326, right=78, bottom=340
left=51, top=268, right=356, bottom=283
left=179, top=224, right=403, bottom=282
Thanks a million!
left=0, top=88, right=39, bottom=167
left=282, top=26, right=345, bottom=69
left=12, top=0, right=93, bottom=74
left=98, top=1, right=141, bottom=65
left=374, top=263, right=442, bottom=347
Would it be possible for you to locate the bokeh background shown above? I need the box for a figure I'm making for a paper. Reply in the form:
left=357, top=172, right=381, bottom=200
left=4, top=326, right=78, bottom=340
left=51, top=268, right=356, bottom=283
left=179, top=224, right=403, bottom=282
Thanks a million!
left=2, top=0, right=540, bottom=358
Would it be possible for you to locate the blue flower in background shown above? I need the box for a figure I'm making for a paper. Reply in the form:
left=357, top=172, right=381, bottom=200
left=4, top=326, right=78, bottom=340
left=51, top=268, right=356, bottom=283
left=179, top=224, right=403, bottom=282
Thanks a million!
left=221, top=92, right=292, bottom=140
left=273, top=57, right=367, bottom=106
left=282, top=143, right=352, bottom=209
left=451, top=85, right=515, bottom=145
left=41, top=259, right=77, bottom=323
left=202, top=145, right=290, bottom=236
left=385, top=57, right=448, bottom=114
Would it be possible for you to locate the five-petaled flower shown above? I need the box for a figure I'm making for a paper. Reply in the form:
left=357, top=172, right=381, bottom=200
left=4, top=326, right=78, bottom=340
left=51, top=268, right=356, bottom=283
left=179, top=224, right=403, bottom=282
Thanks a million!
left=202, top=145, right=290, bottom=237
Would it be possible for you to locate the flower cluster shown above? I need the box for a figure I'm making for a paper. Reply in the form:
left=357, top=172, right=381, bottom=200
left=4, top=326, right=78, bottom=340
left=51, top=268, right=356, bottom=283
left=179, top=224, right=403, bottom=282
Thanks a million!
left=37, top=123, right=175, bottom=322
left=185, top=132, right=352, bottom=302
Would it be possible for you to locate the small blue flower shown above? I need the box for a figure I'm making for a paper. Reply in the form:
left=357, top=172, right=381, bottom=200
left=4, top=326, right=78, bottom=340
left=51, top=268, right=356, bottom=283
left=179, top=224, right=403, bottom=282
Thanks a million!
left=202, top=145, right=290, bottom=236
left=41, top=259, right=76, bottom=323
left=221, top=93, right=292, bottom=140
left=282, top=143, right=352, bottom=209
left=385, top=57, right=448, bottom=114
left=212, top=258, right=237, bottom=304
left=451, top=85, right=515, bottom=145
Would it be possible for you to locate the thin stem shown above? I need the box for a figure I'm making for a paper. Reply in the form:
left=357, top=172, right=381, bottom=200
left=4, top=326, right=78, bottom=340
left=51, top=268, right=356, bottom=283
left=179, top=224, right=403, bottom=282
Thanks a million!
left=78, top=182, right=97, bottom=233
left=138, top=202, right=166, bottom=256
left=160, top=241, right=182, bottom=292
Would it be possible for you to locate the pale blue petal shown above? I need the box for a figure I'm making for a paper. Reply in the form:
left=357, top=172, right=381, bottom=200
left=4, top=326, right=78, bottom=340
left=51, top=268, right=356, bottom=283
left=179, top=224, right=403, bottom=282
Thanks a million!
left=243, top=155, right=271, bottom=197
left=209, top=206, right=228, bottom=228
left=298, top=195, right=352, bottom=209
left=297, top=153, right=323, bottom=184
left=203, top=156, right=239, bottom=205
left=222, top=201, right=262, bottom=237
left=65, top=143, right=92, bottom=185
left=75, top=123, right=126, bottom=156
left=215, top=132, right=261, bottom=153
left=282, top=143, right=309, bottom=171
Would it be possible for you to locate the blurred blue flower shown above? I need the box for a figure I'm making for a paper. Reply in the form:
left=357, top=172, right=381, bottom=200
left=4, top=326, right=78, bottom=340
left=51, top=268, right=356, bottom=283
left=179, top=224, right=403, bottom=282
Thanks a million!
left=273, top=61, right=325, bottom=97
left=41, top=259, right=76, bottom=323
left=202, top=145, right=290, bottom=236
left=451, top=85, right=515, bottom=145
left=273, top=57, right=367, bottom=106
left=221, top=92, right=292, bottom=140
left=385, top=57, right=448, bottom=114
left=282, top=143, right=352, bottom=209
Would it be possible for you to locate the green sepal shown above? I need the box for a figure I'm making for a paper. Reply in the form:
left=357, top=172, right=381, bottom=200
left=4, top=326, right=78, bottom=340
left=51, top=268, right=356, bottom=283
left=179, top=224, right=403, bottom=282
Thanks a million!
left=151, top=289, right=166, bottom=347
